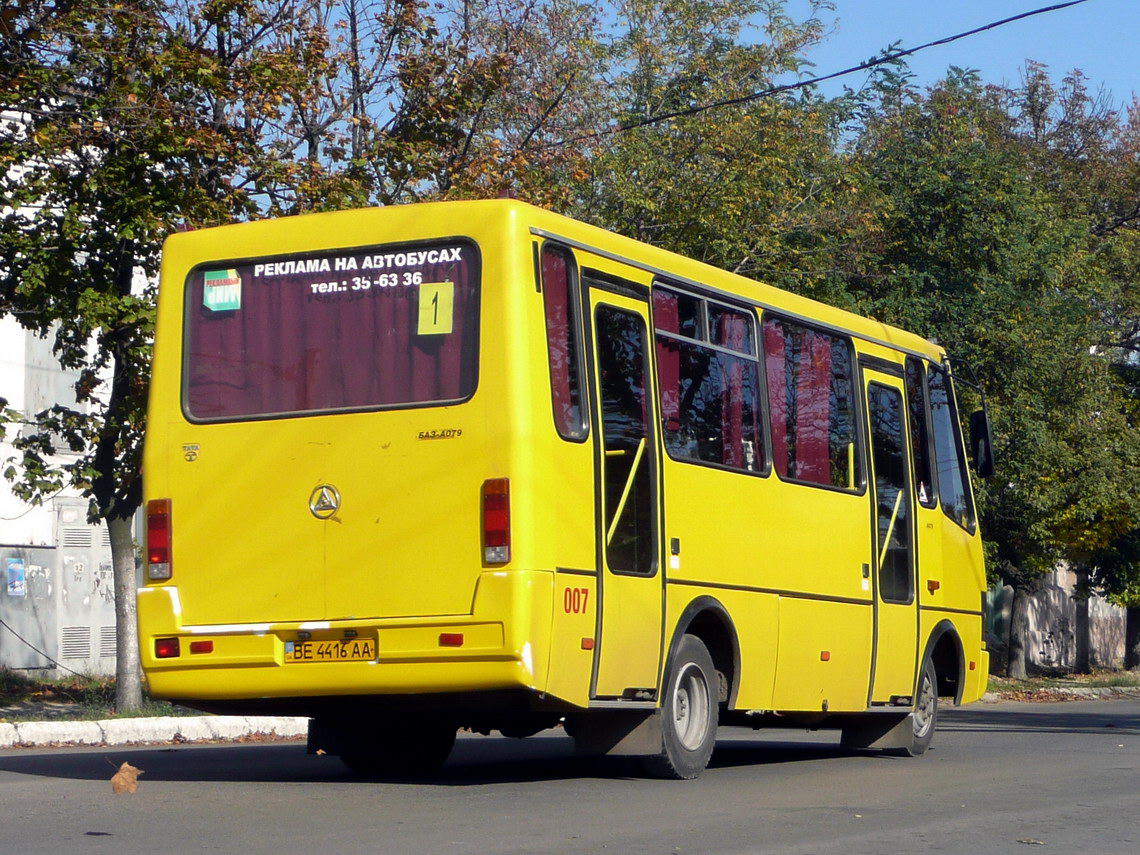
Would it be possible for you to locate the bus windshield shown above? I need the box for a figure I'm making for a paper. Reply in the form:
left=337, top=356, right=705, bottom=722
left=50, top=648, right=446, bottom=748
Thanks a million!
left=184, top=240, right=480, bottom=421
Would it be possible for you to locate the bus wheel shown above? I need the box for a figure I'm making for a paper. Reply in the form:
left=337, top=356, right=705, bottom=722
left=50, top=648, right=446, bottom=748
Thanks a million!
left=643, top=634, right=718, bottom=779
left=340, top=719, right=457, bottom=777
left=891, top=659, right=938, bottom=757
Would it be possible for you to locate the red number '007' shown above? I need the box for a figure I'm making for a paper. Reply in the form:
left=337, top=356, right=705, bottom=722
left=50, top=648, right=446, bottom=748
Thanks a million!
left=563, top=587, right=590, bottom=614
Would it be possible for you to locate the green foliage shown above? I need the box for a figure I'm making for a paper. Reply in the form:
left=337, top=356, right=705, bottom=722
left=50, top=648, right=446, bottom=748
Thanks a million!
left=839, top=71, right=1140, bottom=586
left=2, top=1, right=1138, bottom=607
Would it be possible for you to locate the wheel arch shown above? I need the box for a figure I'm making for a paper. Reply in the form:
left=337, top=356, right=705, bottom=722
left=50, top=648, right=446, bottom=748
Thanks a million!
left=663, top=596, right=742, bottom=709
left=919, top=619, right=965, bottom=705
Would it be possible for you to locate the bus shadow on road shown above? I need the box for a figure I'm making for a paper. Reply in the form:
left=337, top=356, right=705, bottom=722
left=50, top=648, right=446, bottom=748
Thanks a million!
left=0, top=732, right=872, bottom=786
left=938, top=704, right=1139, bottom=736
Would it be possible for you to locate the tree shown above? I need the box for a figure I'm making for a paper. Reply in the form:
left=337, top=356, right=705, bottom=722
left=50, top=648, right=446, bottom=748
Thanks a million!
left=838, top=69, right=1140, bottom=677
left=0, top=0, right=327, bottom=709
left=0, top=0, right=595, bottom=709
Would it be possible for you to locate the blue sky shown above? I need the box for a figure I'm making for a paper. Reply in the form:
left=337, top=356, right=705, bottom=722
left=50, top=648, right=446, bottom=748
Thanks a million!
left=785, top=0, right=1139, bottom=106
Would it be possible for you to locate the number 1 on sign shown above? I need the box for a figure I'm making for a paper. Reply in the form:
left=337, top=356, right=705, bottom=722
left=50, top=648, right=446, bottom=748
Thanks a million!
left=418, top=281, right=454, bottom=335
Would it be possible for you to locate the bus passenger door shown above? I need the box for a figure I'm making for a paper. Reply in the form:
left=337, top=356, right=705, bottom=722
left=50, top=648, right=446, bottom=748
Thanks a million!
left=585, top=284, right=665, bottom=700
left=863, top=370, right=919, bottom=703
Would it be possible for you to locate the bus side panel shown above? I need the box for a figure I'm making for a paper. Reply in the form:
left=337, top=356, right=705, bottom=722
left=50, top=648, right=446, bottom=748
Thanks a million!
left=920, top=610, right=986, bottom=704
left=771, top=599, right=872, bottom=712
left=940, top=517, right=988, bottom=613
left=664, top=587, right=779, bottom=711
left=545, top=573, right=599, bottom=707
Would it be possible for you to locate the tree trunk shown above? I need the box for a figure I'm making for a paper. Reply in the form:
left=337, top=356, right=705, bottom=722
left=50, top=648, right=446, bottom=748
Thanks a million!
left=1127, top=606, right=1140, bottom=671
left=1073, top=571, right=1090, bottom=674
left=108, top=515, right=142, bottom=712
left=1007, top=586, right=1031, bottom=679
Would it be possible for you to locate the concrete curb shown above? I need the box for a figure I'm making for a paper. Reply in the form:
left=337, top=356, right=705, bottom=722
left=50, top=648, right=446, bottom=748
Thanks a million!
left=0, top=715, right=308, bottom=749
left=982, top=685, right=1140, bottom=703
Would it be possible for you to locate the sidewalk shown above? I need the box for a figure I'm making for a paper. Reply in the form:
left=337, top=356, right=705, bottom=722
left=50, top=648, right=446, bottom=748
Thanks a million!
left=4, top=687, right=1139, bottom=749
left=981, top=685, right=1140, bottom=703
left=0, top=715, right=307, bottom=749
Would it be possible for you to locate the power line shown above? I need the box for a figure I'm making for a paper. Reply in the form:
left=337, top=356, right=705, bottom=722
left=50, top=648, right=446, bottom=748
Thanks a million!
left=0, top=616, right=89, bottom=679
left=546, top=0, right=1095, bottom=148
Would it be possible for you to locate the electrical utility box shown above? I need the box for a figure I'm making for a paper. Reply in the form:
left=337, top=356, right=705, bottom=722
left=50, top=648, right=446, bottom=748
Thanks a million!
left=1, top=499, right=118, bottom=677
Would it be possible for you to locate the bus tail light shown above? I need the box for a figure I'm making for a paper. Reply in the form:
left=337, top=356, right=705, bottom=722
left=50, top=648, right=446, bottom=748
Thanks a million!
left=482, top=478, right=510, bottom=564
left=155, top=637, right=180, bottom=659
left=147, top=499, right=172, bottom=581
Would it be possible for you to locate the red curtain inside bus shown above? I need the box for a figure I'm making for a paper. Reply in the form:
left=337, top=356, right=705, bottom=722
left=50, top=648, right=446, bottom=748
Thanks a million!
left=763, top=316, right=856, bottom=488
left=541, top=246, right=585, bottom=439
left=185, top=242, right=479, bottom=420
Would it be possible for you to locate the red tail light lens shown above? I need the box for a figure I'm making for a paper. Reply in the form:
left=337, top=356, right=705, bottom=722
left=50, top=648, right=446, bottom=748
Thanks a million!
left=189, top=640, right=214, bottom=655
left=146, top=498, right=172, bottom=581
left=482, top=478, right=510, bottom=564
left=438, top=633, right=464, bottom=647
left=155, top=637, right=180, bottom=659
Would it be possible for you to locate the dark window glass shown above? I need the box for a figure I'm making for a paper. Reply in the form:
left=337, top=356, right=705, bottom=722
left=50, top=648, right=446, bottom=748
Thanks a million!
left=185, top=242, right=479, bottom=420
left=905, top=357, right=936, bottom=508
left=762, top=317, right=860, bottom=490
left=928, top=367, right=975, bottom=531
left=652, top=288, right=704, bottom=339
left=541, top=245, right=586, bottom=440
left=708, top=304, right=755, bottom=355
left=654, top=287, right=763, bottom=474
left=868, top=384, right=913, bottom=603
left=596, top=306, right=656, bottom=576
left=656, top=337, right=763, bottom=472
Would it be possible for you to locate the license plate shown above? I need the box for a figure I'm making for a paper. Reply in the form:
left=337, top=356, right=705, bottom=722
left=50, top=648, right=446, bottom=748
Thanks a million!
left=284, top=638, right=376, bottom=663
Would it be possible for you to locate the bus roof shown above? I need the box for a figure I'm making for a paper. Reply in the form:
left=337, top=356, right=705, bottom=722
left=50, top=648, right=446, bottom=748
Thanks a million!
left=164, top=198, right=944, bottom=363
left=517, top=200, right=943, bottom=363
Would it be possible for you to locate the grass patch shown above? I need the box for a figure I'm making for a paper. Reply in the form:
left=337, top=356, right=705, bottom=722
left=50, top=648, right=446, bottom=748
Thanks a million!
left=0, top=668, right=194, bottom=721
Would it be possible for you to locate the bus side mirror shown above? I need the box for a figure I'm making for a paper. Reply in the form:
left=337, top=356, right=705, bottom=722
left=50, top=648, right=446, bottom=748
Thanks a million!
left=969, top=409, right=994, bottom=479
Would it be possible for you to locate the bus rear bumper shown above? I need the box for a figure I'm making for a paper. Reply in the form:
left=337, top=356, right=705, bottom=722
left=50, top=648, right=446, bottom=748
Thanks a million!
left=137, top=570, right=554, bottom=705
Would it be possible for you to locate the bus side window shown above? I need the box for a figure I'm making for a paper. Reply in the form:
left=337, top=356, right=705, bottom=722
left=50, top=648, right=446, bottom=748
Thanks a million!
left=541, top=244, right=587, bottom=440
left=904, top=357, right=936, bottom=508
left=928, top=366, right=976, bottom=531
left=653, top=286, right=764, bottom=474
left=762, top=316, right=861, bottom=491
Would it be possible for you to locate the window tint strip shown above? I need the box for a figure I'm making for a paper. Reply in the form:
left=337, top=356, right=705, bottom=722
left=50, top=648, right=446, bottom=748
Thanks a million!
left=541, top=244, right=587, bottom=441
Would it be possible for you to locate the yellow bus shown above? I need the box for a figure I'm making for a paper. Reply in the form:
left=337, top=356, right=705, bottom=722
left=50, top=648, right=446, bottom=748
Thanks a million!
left=139, top=199, right=991, bottom=778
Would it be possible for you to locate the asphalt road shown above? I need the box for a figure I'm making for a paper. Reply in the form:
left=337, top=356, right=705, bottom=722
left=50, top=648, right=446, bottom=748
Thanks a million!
left=0, top=699, right=1136, bottom=855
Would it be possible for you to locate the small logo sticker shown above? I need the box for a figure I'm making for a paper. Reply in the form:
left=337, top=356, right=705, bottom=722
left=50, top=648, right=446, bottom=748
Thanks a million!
left=182, top=443, right=200, bottom=462
left=308, top=484, right=341, bottom=519
left=203, top=269, right=242, bottom=311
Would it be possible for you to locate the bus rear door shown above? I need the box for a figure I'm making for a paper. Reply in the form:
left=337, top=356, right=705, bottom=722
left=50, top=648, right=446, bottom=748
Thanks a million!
left=585, top=282, right=664, bottom=701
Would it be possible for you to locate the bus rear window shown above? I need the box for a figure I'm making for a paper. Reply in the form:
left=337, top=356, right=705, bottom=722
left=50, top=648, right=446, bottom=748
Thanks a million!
left=184, top=241, right=479, bottom=421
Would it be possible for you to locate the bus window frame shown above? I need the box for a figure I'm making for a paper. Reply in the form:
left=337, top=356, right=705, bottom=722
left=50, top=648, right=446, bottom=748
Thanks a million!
left=538, top=240, right=590, bottom=443
left=866, top=379, right=917, bottom=607
left=761, top=310, right=868, bottom=498
left=581, top=274, right=662, bottom=581
left=927, top=363, right=978, bottom=536
left=904, top=356, right=939, bottom=511
left=650, top=280, right=772, bottom=479
left=179, top=235, right=482, bottom=425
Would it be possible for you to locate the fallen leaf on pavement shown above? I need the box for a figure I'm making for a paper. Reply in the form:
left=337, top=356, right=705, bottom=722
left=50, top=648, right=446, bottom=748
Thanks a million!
left=110, top=762, right=143, bottom=794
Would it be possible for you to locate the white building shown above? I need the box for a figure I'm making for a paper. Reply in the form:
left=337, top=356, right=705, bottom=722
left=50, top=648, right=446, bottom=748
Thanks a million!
left=0, top=315, right=117, bottom=675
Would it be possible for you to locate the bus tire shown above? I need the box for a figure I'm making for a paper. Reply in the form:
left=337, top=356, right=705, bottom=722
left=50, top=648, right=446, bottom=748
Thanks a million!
left=643, top=634, right=718, bottom=779
left=890, top=658, right=938, bottom=757
left=340, top=719, right=457, bottom=776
